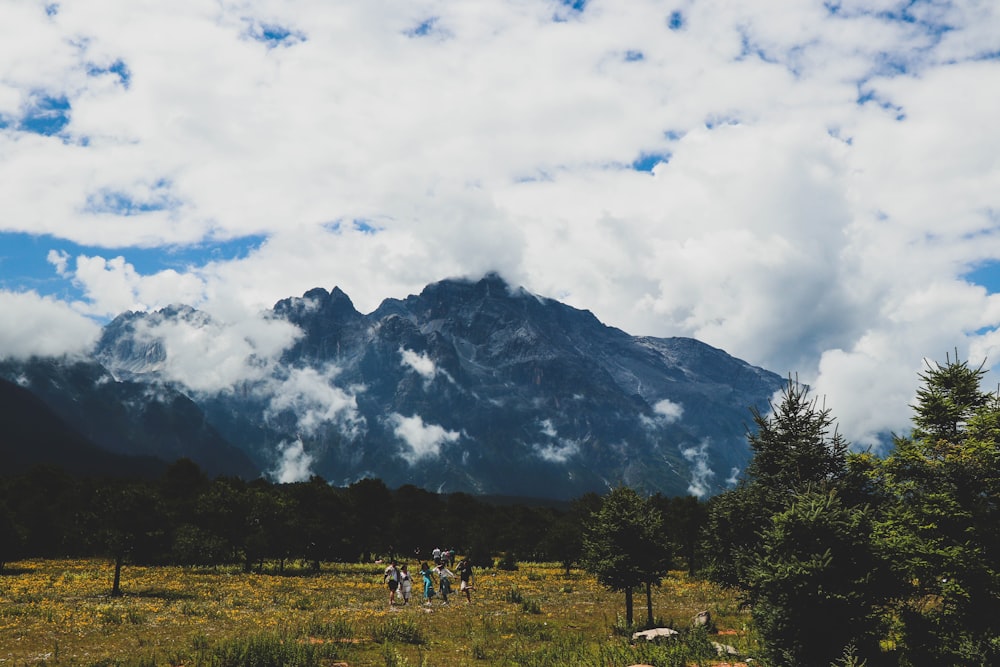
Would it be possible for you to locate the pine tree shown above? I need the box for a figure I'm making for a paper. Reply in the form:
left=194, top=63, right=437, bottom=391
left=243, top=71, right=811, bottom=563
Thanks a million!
left=745, top=375, right=848, bottom=492
left=582, top=487, right=672, bottom=626
left=873, top=353, right=1000, bottom=665
left=705, top=377, right=849, bottom=588
left=745, top=489, right=888, bottom=666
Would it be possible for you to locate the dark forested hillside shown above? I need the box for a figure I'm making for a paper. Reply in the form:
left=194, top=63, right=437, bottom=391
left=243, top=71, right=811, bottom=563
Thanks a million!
left=0, top=378, right=166, bottom=478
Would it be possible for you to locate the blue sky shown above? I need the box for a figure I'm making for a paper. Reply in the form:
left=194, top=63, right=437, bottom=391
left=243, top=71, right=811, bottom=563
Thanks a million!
left=0, top=232, right=266, bottom=304
left=1, top=0, right=1000, bottom=447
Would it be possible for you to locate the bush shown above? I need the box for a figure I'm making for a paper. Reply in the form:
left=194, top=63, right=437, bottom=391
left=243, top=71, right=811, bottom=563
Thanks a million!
left=211, top=632, right=340, bottom=667
left=371, top=617, right=426, bottom=645
left=496, top=551, right=519, bottom=571
left=504, top=586, right=524, bottom=604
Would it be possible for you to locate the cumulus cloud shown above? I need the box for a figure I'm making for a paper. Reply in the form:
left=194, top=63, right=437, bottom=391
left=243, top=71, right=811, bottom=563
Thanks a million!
left=270, top=438, right=315, bottom=484
left=388, top=412, right=460, bottom=462
left=48, top=250, right=208, bottom=317
left=0, top=291, right=101, bottom=359
left=1, top=0, right=999, bottom=448
left=128, top=309, right=302, bottom=393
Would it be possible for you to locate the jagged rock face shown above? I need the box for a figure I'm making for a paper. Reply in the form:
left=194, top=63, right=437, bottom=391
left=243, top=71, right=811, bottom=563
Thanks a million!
left=83, top=274, right=785, bottom=498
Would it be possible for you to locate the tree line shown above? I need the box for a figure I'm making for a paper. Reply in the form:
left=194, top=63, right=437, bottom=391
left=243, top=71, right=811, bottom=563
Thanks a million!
left=0, top=456, right=704, bottom=587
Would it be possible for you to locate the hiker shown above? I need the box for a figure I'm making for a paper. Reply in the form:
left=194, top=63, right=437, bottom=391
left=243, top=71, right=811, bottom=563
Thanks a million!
left=457, top=558, right=475, bottom=603
left=383, top=560, right=400, bottom=606
left=435, top=560, right=455, bottom=604
left=399, top=563, right=413, bottom=605
left=419, top=562, right=436, bottom=605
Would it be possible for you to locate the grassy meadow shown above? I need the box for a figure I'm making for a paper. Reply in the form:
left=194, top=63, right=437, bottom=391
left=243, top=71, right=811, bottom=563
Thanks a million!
left=0, top=558, right=755, bottom=666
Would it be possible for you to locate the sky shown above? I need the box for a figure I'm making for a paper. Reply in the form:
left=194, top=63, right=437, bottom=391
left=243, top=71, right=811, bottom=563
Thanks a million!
left=1, top=0, right=1000, bottom=449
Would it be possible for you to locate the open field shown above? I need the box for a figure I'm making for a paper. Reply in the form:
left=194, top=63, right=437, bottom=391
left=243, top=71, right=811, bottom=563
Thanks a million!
left=0, top=558, right=755, bottom=666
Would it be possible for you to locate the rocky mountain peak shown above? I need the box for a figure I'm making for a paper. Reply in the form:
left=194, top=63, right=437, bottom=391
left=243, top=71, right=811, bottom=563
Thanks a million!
left=22, top=274, right=787, bottom=499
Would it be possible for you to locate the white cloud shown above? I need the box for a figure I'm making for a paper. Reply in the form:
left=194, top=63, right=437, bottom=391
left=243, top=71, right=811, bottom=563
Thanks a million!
left=653, top=399, right=684, bottom=423
left=130, top=309, right=302, bottom=393
left=266, top=366, right=365, bottom=438
left=535, top=439, right=580, bottom=464
left=400, top=347, right=437, bottom=380
left=0, top=291, right=101, bottom=360
left=49, top=251, right=208, bottom=317
left=388, top=412, right=460, bottom=462
left=680, top=439, right=716, bottom=499
left=270, top=438, right=315, bottom=484
left=1, top=0, right=999, bottom=449
left=533, top=419, right=579, bottom=463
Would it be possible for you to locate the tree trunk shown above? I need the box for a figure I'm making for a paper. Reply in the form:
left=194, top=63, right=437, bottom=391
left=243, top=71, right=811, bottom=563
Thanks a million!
left=646, top=581, right=654, bottom=627
left=624, top=586, right=634, bottom=626
left=111, top=554, right=123, bottom=597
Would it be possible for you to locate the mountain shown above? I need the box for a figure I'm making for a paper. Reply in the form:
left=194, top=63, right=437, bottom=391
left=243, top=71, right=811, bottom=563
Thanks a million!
left=0, top=376, right=166, bottom=478
left=0, top=356, right=258, bottom=479
left=88, top=273, right=785, bottom=498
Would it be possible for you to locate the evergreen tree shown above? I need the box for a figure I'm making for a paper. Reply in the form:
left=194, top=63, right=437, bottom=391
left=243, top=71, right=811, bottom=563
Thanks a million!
left=745, top=375, right=849, bottom=492
left=705, top=377, right=849, bottom=588
left=582, top=486, right=672, bottom=626
left=872, top=354, right=1000, bottom=665
left=745, top=489, right=888, bottom=667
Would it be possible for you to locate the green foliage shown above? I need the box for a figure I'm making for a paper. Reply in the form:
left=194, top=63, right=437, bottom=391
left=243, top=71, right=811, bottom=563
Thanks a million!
left=703, top=376, right=899, bottom=665
left=210, top=631, right=341, bottom=667
left=705, top=377, right=850, bottom=589
left=745, top=489, right=886, bottom=666
left=869, top=353, right=1000, bottom=665
left=520, top=597, right=542, bottom=614
left=371, top=617, right=427, bottom=645
left=582, top=486, right=672, bottom=626
left=504, top=586, right=525, bottom=604
left=910, top=352, right=989, bottom=443
left=496, top=551, right=519, bottom=571
left=745, top=375, right=849, bottom=493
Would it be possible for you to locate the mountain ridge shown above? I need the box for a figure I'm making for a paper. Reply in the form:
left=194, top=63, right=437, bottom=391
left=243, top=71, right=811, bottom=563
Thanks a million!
left=3, top=274, right=785, bottom=498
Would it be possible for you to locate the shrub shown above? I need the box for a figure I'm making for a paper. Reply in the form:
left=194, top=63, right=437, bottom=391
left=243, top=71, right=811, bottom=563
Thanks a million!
left=210, top=632, right=340, bottom=667
left=371, top=617, right=426, bottom=645
left=497, top=551, right=518, bottom=571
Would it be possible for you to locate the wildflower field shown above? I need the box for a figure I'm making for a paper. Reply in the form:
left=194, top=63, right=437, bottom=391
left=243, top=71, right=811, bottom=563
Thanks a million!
left=0, top=558, right=753, bottom=666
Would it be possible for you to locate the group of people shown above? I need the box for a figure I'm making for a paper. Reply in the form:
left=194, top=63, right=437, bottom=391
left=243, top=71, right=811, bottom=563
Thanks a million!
left=382, top=551, right=474, bottom=607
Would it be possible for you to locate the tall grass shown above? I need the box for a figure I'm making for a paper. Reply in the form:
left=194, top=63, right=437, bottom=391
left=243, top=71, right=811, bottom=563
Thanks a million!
left=209, top=632, right=343, bottom=667
left=0, top=558, right=754, bottom=666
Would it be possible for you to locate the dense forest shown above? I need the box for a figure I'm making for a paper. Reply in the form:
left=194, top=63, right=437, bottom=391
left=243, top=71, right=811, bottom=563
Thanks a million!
left=2, top=354, right=999, bottom=666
